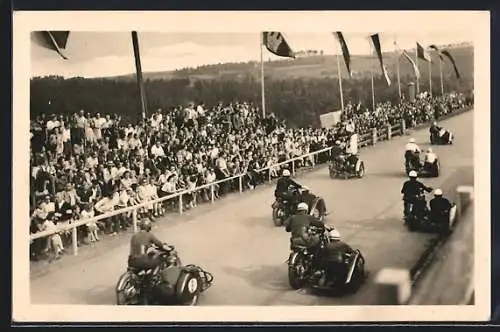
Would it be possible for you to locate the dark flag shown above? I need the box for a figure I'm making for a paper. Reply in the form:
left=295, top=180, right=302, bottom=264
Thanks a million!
left=416, top=42, right=432, bottom=62
left=441, top=50, right=461, bottom=79
left=429, top=44, right=444, bottom=61
left=31, top=31, right=70, bottom=60
left=262, top=32, right=295, bottom=58
left=334, top=32, right=352, bottom=77
left=402, top=49, right=421, bottom=79
left=369, top=33, right=391, bottom=86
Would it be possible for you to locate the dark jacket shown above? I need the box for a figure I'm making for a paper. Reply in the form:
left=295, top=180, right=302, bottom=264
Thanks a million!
left=275, top=177, right=301, bottom=195
left=401, top=179, right=433, bottom=200
left=429, top=196, right=452, bottom=215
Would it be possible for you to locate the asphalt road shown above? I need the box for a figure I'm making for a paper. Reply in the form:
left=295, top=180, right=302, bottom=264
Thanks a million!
left=30, top=110, right=474, bottom=305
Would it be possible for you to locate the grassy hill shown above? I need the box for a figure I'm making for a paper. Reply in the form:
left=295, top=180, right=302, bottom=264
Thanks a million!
left=107, top=42, right=473, bottom=84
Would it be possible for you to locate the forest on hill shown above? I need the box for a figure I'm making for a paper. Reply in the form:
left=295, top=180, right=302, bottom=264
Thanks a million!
left=30, top=44, right=473, bottom=127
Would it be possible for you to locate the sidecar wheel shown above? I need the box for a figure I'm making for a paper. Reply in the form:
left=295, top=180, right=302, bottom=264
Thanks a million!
left=176, top=271, right=201, bottom=306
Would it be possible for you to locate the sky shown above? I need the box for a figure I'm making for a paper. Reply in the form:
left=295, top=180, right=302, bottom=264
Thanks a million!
left=31, top=31, right=473, bottom=79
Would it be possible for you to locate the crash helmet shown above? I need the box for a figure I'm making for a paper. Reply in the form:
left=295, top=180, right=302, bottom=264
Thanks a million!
left=297, top=202, right=309, bottom=212
left=409, top=138, right=416, bottom=143
left=328, top=228, right=341, bottom=241
left=282, top=169, right=291, bottom=177
left=335, top=140, right=341, bottom=145
left=139, top=219, right=152, bottom=232
left=433, top=121, right=437, bottom=126
left=434, top=188, right=443, bottom=196
left=427, top=148, right=433, bottom=153
left=409, top=170, right=418, bottom=178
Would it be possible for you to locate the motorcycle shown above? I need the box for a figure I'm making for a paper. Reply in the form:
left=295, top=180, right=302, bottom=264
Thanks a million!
left=115, top=244, right=214, bottom=306
left=404, top=192, right=457, bottom=235
left=329, top=154, right=366, bottom=179
left=405, top=151, right=440, bottom=178
left=286, top=223, right=367, bottom=294
left=272, top=187, right=327, bottom=227
left=430, top=126, right=454, bottom=145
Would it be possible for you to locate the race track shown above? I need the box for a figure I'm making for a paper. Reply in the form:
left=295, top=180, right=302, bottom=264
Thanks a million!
left=30, top=110, right=474, bottom=305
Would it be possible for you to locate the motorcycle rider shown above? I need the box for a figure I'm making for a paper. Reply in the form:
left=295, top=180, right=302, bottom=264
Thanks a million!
left=429, top=188, right=453, bottom=224
left=429, top=121, right=441, bottom=138
left=128, top=219, right=174, bottom=273
left=284, top=202, right=322, bottom=250
left=404, top=138, right=422, bottom=170
left=401, top=170, right=433, bottom=219
left=275, top=169, right=305, bottom=214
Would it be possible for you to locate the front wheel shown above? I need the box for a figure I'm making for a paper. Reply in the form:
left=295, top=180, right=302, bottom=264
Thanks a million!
left=176, top=271, right=202, bottom=306
left=356, top=162, right=365, bottom=178
left=288, top=252, right=308, bottom=290
left=328, top=165, right=336, bottom=179
left=116, top=271, right=140, bottom=305
left=272, top=206, right=284, bottom=227
left=433, top=161, right=440, bottom=177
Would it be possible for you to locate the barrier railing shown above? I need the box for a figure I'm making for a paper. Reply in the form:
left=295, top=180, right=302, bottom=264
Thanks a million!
left=29, top=107, right=471, bottom=257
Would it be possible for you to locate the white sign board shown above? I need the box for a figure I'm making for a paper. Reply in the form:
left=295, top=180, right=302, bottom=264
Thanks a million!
left=319, top=110, right=342, bottom=128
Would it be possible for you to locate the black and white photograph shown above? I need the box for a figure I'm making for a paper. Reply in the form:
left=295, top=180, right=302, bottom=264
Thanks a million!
left=13, top=11, right=490, bottom=322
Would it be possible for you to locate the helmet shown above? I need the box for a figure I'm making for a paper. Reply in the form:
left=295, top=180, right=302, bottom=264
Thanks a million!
left=282, top=170, right=291, bottom=177
left=409, top=138, right=416, bottom=143
left=329, top=228, right=341, bottom=241
left=409, top=170, right=418, bottom=178
left=433, top=121, right=437, bottom=126
left=434, top=188, right=443, bottom=196
left=139, top=220, right=152, bottom=232
left=335, top=140, right=341, bottom=145
left=297, top=202, right=309, bottom=212
left=427, top=148, right=433, bottom=153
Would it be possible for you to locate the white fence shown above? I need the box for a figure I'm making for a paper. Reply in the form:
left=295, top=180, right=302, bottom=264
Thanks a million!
left=29, top=113, right=435, bottom=258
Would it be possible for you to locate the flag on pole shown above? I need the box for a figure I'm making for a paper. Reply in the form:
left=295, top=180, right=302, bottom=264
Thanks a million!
left=429, top=44, right=444, bottom=61
left=262, top=32, right=295, bottom=58
left=369, top=33, right=391, bottom=86
left=32, top=31, right=70, bottom=60
left=416, top=42, right=432, bottom=62
left=402, top=49, right=421, bottom=79
left=334, top=32, right=352, bottom=77
left=441, top=50, right=461, bottom=79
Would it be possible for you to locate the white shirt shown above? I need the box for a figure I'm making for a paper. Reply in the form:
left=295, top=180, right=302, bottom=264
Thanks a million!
left=404, top=142, right=420, bottom=152
left=151, top=145, right=165, bottom=158
left=425, top=152, right=437, bottom=163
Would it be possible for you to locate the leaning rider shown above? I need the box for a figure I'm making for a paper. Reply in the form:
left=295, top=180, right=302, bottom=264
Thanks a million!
left=429, top=188, right=453, bottom=224
left=424, top=148, right=437, bottom=167
left=400, top=170, right=433, bottom=219
left=284, top=202, right=322, bottom=250
left=128, top=220, right=174, bottom=273
left=275, top=169, right=304, bottom=214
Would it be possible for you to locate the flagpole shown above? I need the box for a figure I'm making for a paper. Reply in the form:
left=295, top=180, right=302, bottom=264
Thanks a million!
left=335, top=39, right=345, bottom=111
left=369, top=39, right=375, bottom=111
left=131, top=31, right=147, bottom=121
left=439, top=57, right=444, bottom=95
left=260, top=33, right=266, bottom=118
left=415, top=45, right=420, bottom=95
left=428, top=59, right=432, bottom=98
left=394, top=35, right=401, bottom=101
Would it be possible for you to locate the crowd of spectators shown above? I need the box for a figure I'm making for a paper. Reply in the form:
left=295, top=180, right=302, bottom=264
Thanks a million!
left=29, top=91, right=471, bottom=261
